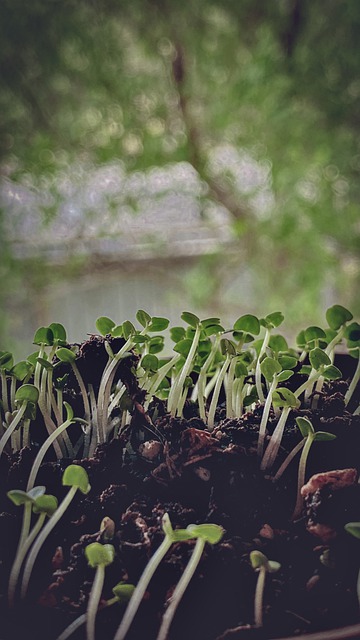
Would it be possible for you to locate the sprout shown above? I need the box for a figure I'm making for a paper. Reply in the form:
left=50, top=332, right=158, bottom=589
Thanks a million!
left=0, top=384, right=39, bottom=459
left=255, top=312, right=284, bottom=403
left=7, top=489, right=57, bottom=606
left=113, top=514, right=222, bottom=640
left=84, top=542, right=115, bottom=640
left=257, top=356, right=294, bottom=457
left=20, top=465, right=90, bottom=598
left=292, top=417, right=336, bottom=520
left=156, top=523, right=224, bottom=640
left=250, top=550, right=281, bottom=627
left=167, top=312, right=202, bottom=418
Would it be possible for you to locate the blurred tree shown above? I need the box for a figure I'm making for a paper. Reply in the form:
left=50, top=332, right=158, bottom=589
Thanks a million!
left=0, top=0, right=359, bottom=340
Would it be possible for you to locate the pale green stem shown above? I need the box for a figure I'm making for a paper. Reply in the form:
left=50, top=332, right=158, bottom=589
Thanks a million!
left=113, top=536, right=173, bottom=640
left=71, top=362, right=91, bottom=422
left=157, top=538, right=205, bottom=640
left=168, top=324, right=201, bottom=417
left=37, top=394, right=65, bottom=459
left=10, top=375, right=17, bottom=412
left=1, top=370, right=9, bottom=414
left=233, top=376, right=245, bottom=417
left=8, top=512, right=46, bottom=607
left=56, top=596, right=118, bottom=640
left=0, top=401, right=27, bottom=459
left=225, top=357, right=238, bottom=419
left=34, top=345, right=45, bottom=391
left=273, top=438, right=305, bottom=481
left=255, top=329, right=270, bottom=404
left=257, top=377, right=278, bottom=458
left=292, top=435, right=314, bottom=520
left=261, top=371, right=321, bottom=472
left=254, top=566, right=266, bottom=627
left=26, top=418, right=74, bottom=491
left=207, top=355, right=231, bottom=430
left=197, top=334, right=221, bottom=422
left=21, top=485, right=78, bottom=599
left=107, top=384, right=126, bottom=418
left=86, top=565, right=105, bottom=640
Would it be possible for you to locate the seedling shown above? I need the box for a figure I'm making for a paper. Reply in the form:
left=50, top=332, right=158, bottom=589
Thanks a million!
left=254, top=312, right=284, bottom=404
left=20, top=465, right=90, bottom=598
left=7, top=489, right=57, bottom=606
left=84, top=542, right=115, bottom=640
left=56, top=581, right=135, bottom=640
left=113, top=514, right=222, bottom=640
left=250, top=550, right=281, bottom=628
left=0, top=384, right=39, bottom=459
left=257, top=357, right=294, bottom=457
left=156, top=523, right=224, bottom=640
left=292, top=417, right=336, bottom=520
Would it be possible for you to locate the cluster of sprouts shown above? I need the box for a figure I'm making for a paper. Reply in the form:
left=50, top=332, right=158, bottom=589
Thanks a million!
left=1, top=305, right=359, bottom=638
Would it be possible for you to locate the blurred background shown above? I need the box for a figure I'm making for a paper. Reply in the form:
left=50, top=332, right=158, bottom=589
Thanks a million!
left=1, top=0, right=359, bottom=357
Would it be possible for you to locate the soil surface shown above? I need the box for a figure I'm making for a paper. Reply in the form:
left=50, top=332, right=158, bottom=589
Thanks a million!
left=0, top=345, right=359, bottom=640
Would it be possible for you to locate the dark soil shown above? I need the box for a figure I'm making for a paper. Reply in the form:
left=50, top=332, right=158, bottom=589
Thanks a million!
left=0, top=347, right=359, bottom=640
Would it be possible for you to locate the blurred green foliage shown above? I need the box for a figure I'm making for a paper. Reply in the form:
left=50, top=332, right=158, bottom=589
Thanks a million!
left=1, top=0, right=359, bottom=344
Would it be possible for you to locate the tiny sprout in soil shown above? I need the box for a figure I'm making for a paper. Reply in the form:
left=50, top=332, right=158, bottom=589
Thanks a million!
left=0, top=306, right=359, bottom=640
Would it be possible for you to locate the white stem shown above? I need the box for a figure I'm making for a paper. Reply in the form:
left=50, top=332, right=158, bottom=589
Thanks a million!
left=8, top=512, right=46, bottom=607
left=197, top=334, right=221, bottom=422
left=260, top=407, right=291, bottom=471
left=157, top=538, right=205, bottom=640
left=225, top=357, right=238, bottom=419
left=254, top=566, right=266, bottom=627
left=345, top=357, right=360, bottom=407
left=273, top=438, right=305, bottom=481
left=255, top=329, right=270, bottom=404
left=292, top=435, right=314, bottom=520
left=26, top=419, right=74, bottom=491
left=56, top=614, right=87, bottom=640
left=257, top=377, right=277, bottom=457
left=21, top=486, right=78, bottom=599
left=168, top=324, right=201, bottom=417
left=86, top=565, right=105, bottom=640
left=0, top=401, right=27, bottom=458
left=113, top=536, right=173, bottom=640
left=207, top=355, right=231, bottom=430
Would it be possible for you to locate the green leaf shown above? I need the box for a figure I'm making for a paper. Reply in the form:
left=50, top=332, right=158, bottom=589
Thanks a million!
left=33, top=327, right=54, bottom=346
left=187, top=523, right=224, bottom=544
left=260, top=356, right=281, bottom=382
left=263, top=311, right=284, bottom=329
left=323, top=365, right=342, bottom=380
left=32, top=494, right=58, bottom=516
left=85, top=542, right=115, bottom=568
left=272, top=388, right=300, bottom=408
left=268, top=560, right=281, bottom=573
left=181, top=311, right=200, bottom=328
left=136, top=309, right=151, bottom=328
left=250, top=550, right=268, bottom=569
left=0, top=351, right=13, bottom=370
left=304, top=326, right=326, bottom=342
left=56, top=347, right=76, bottom=363
left=49, top=323, right=67, bottom=344
left=62, top=465, right=90, bottom=494
left=269, top=334, right=288, bottom=353
left=314, top=431, right=337, bottom=442
left=131, top=334, right=149, bottom=344
left=147, top=316, right=170, bottom=332
left=15, top=384, right=39, bottom=405
left=122, top=321, right=135, bottom=339
left=204, top=324, right=224, bottom=336
left=173, top=339, right=193, bottom=357
left=111, top=325, right=124, bottom=338
left=345, top=522, right=360, bottom=539
left=233, top=314, right=260, bottom=335
left=276, top=370, right=294, bottom=382
left=345, top=322, right=360, bottom=345
left=36, top=357, right=53, bottom=370
left=299, top=365, right=312, bottom=375
left=326, top=305, right=353, bottom=330
left=149, top=336, right=165, bottom=354
left=296, top=416, right=314, bottom=438
left=11, top=360, right=33, bottom=381
left=170, top=326, right=186, bottom=343
left=220, top=338, right=236, bottom=356
left=141, top=354, right=159, bottom=372
left=63, top=401, right=74, bottom=421
left=7, top=486, right=45, bottom=506
left=201, top=317, right=221, bottom=328
left=112, top=582, right=136, bottom=602
left=96, top=316, right=116, bottom=336
left=309, top=347, right=331, bottom=370
left=278, top=355, right=298, bottom=370
left=296, top=330, right=306, bottom=348
left=235, top=361, right=248, bottom=377
left=171, top=529, right=195, bottom=542
left=243, top=386, right=258, bottom=407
